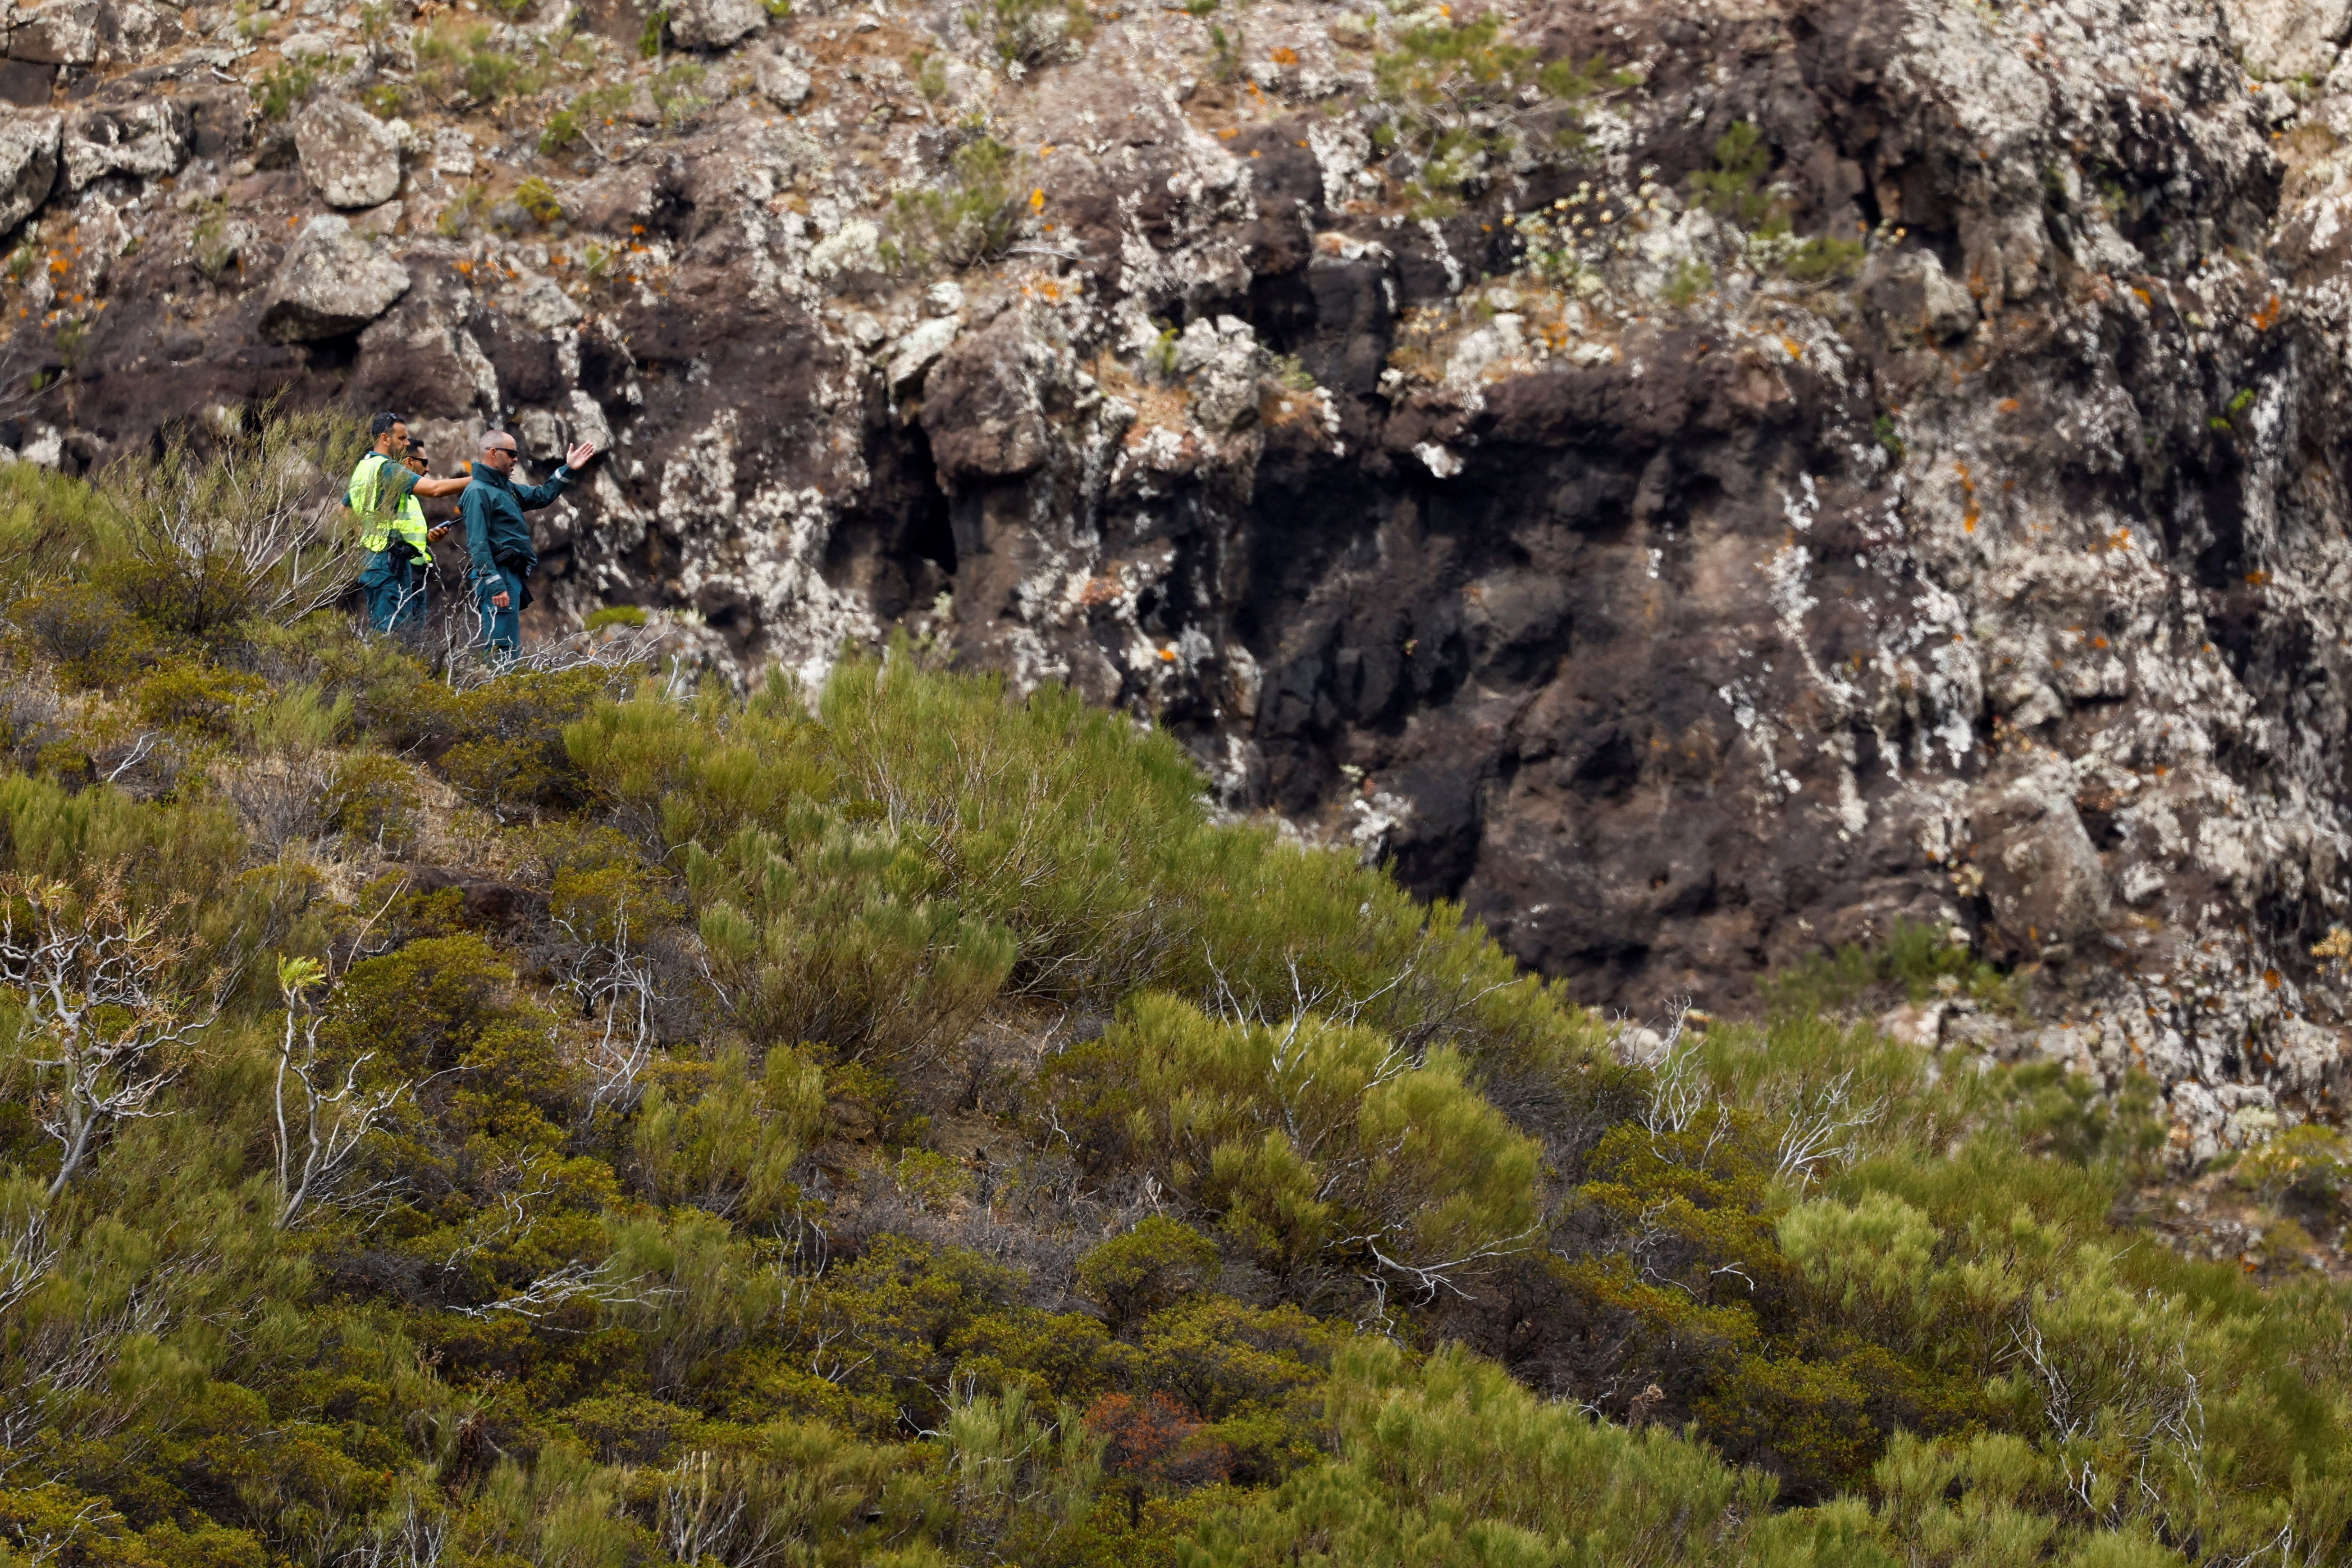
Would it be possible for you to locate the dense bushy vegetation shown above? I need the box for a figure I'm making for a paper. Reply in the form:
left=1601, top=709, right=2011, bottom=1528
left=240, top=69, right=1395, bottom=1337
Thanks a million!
left=0, top=420, right=2349, bottom=1567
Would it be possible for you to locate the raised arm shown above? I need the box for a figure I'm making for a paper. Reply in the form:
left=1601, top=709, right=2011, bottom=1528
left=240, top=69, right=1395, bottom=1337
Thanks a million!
left=413, top=475, right=471, bottom=498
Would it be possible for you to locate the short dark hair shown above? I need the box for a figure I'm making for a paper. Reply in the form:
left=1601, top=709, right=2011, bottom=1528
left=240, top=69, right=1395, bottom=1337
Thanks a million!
left=369, top=412, right=405, bottom=438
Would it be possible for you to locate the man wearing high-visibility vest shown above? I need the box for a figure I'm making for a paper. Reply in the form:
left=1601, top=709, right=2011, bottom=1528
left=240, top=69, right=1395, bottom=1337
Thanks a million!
left=350, top=412, right=470, bottom=632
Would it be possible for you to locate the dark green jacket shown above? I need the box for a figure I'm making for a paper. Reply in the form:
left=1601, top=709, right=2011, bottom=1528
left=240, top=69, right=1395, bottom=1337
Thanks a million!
left=461, top=462, right=574, bottom=603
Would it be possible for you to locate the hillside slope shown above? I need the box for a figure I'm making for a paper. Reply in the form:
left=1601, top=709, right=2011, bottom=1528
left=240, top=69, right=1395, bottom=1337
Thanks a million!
left=2, top=439, right=2352, bottom=1564
left=0, top=0, right=2343, bottom=1156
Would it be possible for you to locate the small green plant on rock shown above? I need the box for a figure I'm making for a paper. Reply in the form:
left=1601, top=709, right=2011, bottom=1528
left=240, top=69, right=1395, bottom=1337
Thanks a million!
left=910, top=47, right=950, bottom=101
left=1688, top=119, right=1778, bottom=228
left=889, top=136, right=1024, bottom=270
left=1369, top=18, right=1629, bottom=208
left=516, top=177, right=566, bottom=227
left=1785, top=232, right=1864, bottom=283
left=649, top=59, right=708, bottom=123
left=1690, top=119, right=1871, bottom=287
left=254, top=58, right=320, bottom=120
left=1662, top=255, right=1713, bottom=307
left=965, top=0, right=1089, bottom=70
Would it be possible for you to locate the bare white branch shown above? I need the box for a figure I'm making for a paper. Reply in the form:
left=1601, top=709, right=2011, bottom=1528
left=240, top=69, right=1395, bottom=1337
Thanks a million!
left=0, top=876, right=219, bottom=1197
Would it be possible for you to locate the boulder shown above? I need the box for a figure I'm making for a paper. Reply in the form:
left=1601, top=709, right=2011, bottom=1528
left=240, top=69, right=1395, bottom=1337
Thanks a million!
left=0, top=110, right=59, bottom=235
left=669, top=0, right=765, bottom=50
left=922, top=315, right=1051, bottom=482
left=6, top=0, right=100, bottom=66
left=260, top=214, right=411, bottom=342
left=294, top=97, right=400, bottom=210
left=754, top=51, right=809, bottom=109
left=61, top=99, right=186, bottom=189
left=1968, top=766, right=2113, bottom=963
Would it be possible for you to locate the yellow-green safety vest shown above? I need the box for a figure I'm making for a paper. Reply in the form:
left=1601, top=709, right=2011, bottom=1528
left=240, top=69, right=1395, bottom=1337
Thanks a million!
left=348, top=451, right=430, bottom=560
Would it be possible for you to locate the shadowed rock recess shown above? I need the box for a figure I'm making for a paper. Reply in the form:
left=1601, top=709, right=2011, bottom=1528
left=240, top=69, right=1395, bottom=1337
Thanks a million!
left=17, top=0, right=2352, bottom=1151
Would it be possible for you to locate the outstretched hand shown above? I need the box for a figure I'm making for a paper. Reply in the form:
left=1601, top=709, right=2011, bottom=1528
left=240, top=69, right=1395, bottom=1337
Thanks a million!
left=566, top=441, right=598, bottom=470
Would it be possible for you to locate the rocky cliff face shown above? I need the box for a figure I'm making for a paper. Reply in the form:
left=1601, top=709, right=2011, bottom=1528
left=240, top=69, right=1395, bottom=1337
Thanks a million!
left=11, top=0, right=2352, bottom=1157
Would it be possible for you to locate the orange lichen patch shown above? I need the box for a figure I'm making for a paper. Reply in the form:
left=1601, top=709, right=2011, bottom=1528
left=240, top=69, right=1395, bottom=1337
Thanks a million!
left=1217, top=127, right=1238, bottom=140
left=1038, top=143, right=1056, bottom=155
left=1269, top=45, right=1298, bottom=64
left=455, top=260, right=475, bottom=274
left=2246, top=570, right=2272, bottom=586
left=2130, top=286, right=2152, bottom=306
left=2092, top=635, right=2110, bottom=649
left=2253, top=293, right=2281, bottom=331
left=2265, top=967, right=2283, bottom=989
left=1030, top=187, right=1046, bottom=210
left=1781, top=336, right=1803, bottom=359
left=1955, top=460, right=1979, bottom=532
left=1078, top=575, right=1124, bottom=608
left=1998, top=398, right=2021, bottom=413
left=1158, top=646, right=1177, bottom=662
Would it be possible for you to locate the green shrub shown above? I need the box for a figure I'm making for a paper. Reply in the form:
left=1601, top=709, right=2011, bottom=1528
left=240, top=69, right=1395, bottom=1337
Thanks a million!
left=131, top=658, right=268, bottom=736
left=1078, top=1217, right=1220, bottom=1333
left=689, top=820, right=1016, bottom=1065
left=631, top=1045, right=823, bottom=1224
left=1044, top=993, right=1539, bottom=1293
left=1185, top=1340, right=1776, bottom=1568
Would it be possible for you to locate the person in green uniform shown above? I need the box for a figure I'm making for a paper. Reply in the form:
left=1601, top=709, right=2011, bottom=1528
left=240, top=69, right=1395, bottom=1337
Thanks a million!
left=351, top=413, right=469, bottom=632
left=461, top=429, right=596, bottom=660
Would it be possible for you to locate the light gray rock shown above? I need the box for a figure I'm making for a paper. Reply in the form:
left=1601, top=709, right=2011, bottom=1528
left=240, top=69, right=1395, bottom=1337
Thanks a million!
left=514, top=406, right=566, bottom=460
left=61, top=100, right=187, bottom=189
left=294, top=97, right=400, bottom=210
left=886, top=314, right=960, bottom=397
left=8, top=0, right=100, bottom=65
left=754, top=51, right=810, bottom=109
left=514, top=274, right=581, bottom=333
left=669, top=0, right=764, bottom=50
left=0, top=111, right=60, bottom=236
left=2222, top=0, right=2352, bottom=79
left=431, top=126, right=473, bottom=178
left=260, top=214, right=410, bottom=342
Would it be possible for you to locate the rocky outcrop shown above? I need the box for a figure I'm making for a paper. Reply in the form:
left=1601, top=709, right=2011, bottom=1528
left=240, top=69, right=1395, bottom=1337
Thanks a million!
left=19, top=0, right=2352, bottom=1161
left=0, top=110, right=58, bottom=235
left=259, top=215, right=410, bottom=342
left=61, top=99, right=184, bottom=189
left=294, top=98, right=400, bottom=211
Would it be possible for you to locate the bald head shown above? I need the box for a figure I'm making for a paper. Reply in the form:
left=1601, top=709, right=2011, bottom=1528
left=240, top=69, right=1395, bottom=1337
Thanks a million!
left=479, top=431, right=520, bottom=474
